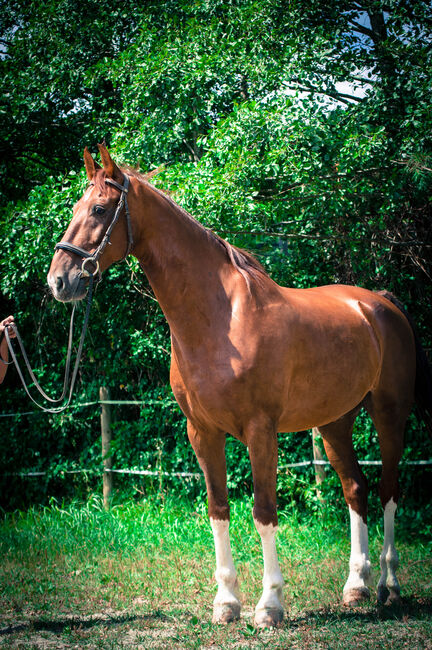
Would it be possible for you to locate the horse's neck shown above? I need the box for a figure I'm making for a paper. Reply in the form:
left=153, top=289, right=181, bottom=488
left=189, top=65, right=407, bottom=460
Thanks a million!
left=134, top=183, right=234, bottom=343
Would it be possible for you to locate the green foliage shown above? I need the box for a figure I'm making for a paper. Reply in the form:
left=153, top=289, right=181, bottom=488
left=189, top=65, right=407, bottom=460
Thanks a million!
left=108, top=0, right=294, bottom=167
left=1, top=0, right=431, bottom=517
left=0, top=0, right=148, bottom=204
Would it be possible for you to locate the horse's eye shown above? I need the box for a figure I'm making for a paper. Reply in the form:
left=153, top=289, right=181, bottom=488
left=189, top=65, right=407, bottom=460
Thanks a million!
left=93, top=205, right=106, bottom=215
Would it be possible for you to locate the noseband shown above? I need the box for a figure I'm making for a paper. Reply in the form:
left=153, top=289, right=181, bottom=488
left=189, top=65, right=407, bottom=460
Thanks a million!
left=55, top=174, right=133, bottom=278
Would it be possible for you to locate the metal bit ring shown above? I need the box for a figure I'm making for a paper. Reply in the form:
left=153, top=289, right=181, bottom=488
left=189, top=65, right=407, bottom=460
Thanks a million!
left=81, top=257, right=100, bottom=278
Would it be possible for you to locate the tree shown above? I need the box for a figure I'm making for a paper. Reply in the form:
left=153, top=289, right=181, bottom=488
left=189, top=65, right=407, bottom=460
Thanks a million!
left=0, top=0, right=147, bottom=205
left=1, top=0, right=431, bottom=511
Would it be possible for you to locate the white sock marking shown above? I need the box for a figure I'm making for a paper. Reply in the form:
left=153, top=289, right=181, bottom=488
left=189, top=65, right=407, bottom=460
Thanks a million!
left=344, top=505, right=371, bottom=594
left=210, top=518, right=240, bottom=609
left=378, top=498, right=400, bottom=595
left=254, top=520, right=284, bottom=614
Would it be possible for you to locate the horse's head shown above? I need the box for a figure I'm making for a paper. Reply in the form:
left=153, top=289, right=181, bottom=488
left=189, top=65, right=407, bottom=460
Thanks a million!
left=47, top=144, right=134, bottom=302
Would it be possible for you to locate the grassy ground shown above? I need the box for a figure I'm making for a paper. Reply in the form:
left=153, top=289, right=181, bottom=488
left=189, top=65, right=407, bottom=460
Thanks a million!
left=0, top=496, right=431, bottom=649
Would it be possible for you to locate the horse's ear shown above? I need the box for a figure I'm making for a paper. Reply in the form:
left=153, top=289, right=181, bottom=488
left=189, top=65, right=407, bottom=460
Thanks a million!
left=143, top=165, right=164, bottom=181
left=83, top=147, right=101, bottom=180
left=98, top=142, right=122, bottom=181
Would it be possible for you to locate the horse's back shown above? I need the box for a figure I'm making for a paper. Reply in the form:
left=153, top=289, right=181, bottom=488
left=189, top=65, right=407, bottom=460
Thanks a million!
left=281, top=284, right=414, bottom=349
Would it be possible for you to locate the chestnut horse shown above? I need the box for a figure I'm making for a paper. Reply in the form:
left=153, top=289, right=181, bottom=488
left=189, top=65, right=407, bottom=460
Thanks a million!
left=48, top=144, right=432, bottom=627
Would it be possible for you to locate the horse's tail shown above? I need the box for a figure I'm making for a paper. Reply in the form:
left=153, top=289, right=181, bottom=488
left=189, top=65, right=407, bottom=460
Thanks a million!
left=378, top=290, right=432, bottom=435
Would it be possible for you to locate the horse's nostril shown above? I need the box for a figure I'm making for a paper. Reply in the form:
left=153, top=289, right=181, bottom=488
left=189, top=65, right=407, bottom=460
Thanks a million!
left=55, top=276, right=64, bottom=290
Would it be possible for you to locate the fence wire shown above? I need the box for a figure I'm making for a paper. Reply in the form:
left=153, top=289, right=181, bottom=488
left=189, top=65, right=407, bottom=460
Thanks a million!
left=2, top=400, right=431, bottom=478
left=6, top=458, right=432, bottom=480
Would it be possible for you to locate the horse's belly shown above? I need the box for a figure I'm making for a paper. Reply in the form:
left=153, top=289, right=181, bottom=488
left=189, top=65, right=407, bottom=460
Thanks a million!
left=172, top=350, right=376, bottom=436
left=278, top=387, right=368, bottom=431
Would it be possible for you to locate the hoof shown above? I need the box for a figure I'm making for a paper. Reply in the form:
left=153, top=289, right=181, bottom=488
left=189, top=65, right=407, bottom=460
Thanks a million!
left=212, top=602, right=241, bottom=624
left=377, top=585, right=401, bottom=606
left=343, top=587, right=370, bottom=607
left=254, top=607, right=284, bottom=629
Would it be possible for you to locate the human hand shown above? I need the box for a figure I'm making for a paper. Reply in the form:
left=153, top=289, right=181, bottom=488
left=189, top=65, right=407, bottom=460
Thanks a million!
left=0, top=315, right=17, bottom=339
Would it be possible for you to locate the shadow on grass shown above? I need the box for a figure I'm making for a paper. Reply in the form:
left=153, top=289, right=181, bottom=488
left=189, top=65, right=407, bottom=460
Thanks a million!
left=1, top=597, right=431, bottom=639
left=288, top=596, right=432, bottom=629
left=0, top=610, right=169, bottom=638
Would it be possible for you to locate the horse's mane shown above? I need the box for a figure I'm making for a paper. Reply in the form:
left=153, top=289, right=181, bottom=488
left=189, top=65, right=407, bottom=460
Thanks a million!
left=122, top=166, right=271, bottom=290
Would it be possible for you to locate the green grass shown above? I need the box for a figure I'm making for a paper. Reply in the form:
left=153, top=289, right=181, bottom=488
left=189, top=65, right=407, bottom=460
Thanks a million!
left=0, top=496, right=431, bottom=648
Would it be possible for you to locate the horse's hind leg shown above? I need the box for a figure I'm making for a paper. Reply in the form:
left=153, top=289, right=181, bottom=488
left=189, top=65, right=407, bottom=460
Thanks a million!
left=365, top=393, right=409, bottom=605
left=187, top=420, right=241, bottom=623
left=318, top=407, right=372, bottom=606
left=247, top=418, right=284, bottom=628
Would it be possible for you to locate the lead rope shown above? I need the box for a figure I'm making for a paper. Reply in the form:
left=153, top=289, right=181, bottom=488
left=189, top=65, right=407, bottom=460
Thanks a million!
left=4, top=274, right=95, bottom=414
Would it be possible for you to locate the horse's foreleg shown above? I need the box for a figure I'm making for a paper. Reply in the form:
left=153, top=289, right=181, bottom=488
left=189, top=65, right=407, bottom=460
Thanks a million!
left=247, top=421, right=284, bottom=628
left=210, top=517, right=240, bottom=623
left=187, top=420, right=240, bottom=623
left=319, top=412, right=371, bottom=607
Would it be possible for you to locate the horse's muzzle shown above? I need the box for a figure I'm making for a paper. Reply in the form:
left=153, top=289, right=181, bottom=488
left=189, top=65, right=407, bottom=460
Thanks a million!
left=47, top=271, right=89, bottom=303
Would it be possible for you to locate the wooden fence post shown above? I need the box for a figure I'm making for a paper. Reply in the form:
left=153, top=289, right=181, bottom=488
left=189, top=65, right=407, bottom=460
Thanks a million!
left=312, top=427, right=326, bottom=501
left=100, top=386, right=112, bottom=509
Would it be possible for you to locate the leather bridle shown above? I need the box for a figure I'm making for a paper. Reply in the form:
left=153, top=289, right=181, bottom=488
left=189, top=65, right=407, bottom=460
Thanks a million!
left=3, top=174, right=134, bottom=413
left=55, top=174, right=133, bottom=278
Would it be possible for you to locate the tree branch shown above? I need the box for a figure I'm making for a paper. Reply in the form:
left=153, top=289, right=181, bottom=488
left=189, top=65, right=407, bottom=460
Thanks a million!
left=218, top=228, right=335, bottom=241
left=284, top=80, right=363, bottom=104
left=349, top=74, right=376, bottom=85
left=216, top=229, right=432, bottom=248
left=368, top=10, right=388, bottom=44
left=182, top=138, right=201, bottom=163
left=391, top=159, right=432, bottom=173
left=256, top=166, right=393, bottom=201
left=349, top=20, right=374, bottom=39
left=16, top=151, right=58, bottom=172
left=283, top=82, right=352, bottom=105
